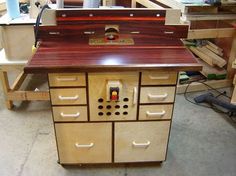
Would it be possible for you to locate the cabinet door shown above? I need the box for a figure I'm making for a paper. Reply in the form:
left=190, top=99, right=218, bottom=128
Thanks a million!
left=114, top=121, right=170, bottom=163
left=55, top=123, right=112, bottom=164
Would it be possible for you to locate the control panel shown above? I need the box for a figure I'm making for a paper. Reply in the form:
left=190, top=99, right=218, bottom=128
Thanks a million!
left=88, top=72, right=139, bottom=121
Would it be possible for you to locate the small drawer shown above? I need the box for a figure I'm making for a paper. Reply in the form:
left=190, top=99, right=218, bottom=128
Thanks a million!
left=140, top=87, right=175, bottom=104
left=50, top=88, right=86, bottom=105
left=141, top=71, right=177, bottom=85
left=114, top=121, right=170, bottom=162
left=139, top=104, right=173, bottom=120
left=52, top=106, right=88, bottom=122
left=55, top=123, right=112, bottom=164
left=48, top=73, right=86, bottom=87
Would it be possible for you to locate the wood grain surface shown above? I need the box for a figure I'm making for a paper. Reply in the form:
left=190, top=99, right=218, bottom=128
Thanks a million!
left=24, top=9, right=201, bottom=73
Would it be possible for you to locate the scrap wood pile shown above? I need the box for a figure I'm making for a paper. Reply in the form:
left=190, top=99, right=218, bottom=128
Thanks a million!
left=180, top=39, right=227, bottom=83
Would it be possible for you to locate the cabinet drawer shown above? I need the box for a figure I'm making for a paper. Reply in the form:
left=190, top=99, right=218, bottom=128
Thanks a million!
left=114, top=121, right=170, bottom=162
left=141, top=71, right=177, bottom=85
left=139, top=105, right=173, bottom=120
left=55, top=123, right=112, bottom=164
left=52, top=106, right=88, bottom=122
left=140, top=87, right=175, bottom=104
left=50, top=88, right=86, bottom=105
left=48, top=73, right=86, bottom=87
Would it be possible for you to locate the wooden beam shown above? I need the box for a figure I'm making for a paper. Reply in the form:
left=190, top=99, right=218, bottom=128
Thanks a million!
left=7, top=91, right=50, bottom=101
left=183, top=14, right=236, bottom=21
left=0, top=71, right=13, bottom=109
left=197, top=46, right=226, bottom=68
left=135, top=0, right=164, bottom=9
left=189, top=46, right=214, bottom=66
left=188, top=28, right=235, bottom=39
left=177, top=79, right=232, bottom=94
left=228, top=32, right=236, bottom=79
left=11, top=72, right=27, bottom=91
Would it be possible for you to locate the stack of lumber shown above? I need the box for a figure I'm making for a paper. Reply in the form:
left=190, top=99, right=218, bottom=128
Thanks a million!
left=186, top=39, right=227, bottom=79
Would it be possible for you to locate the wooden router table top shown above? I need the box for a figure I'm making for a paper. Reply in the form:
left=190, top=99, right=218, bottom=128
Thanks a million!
left=24, top=9, right=201, bottom=73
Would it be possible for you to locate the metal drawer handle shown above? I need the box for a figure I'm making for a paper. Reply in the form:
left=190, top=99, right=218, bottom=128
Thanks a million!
left=132, top=141, right=150, bottom=148
left=75, top=142, right=94, bottom=148
left=60, top=112, right=80, bottom=118
left=148, top=75, right=169, bottom=80
left=56, top=77, right=77, bottom=81
left=148, top=93, right=168, bottom=100
left=58, top=95, right=79, bottom=100
left=146, top=110, right=166, bottom=117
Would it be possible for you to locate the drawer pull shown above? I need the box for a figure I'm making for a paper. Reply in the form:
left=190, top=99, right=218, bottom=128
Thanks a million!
left=75, top=142, right=94, bottom=148
left=148, top=93, right=168, bottom=100
left=58, top=95, right=79, bottom=100
left=133, top=87, right=138, bottom=105
left=146, top=110, right=166, bottom=117
left=60, top=112, right=80, bottom=118
left=132, top=141, right=150, bottom=148
left=148, top=75, right=169, bottom=80
left=56, top=77, right=77, bottom=81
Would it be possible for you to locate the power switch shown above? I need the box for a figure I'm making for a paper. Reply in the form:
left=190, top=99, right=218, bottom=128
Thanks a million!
left=106, top=80, right=122, bottom=102
left=110, top=87, right=119, bottom=101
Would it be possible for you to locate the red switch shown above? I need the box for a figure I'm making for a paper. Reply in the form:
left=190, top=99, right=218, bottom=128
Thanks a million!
left=110, top=88, right=119, bottom=101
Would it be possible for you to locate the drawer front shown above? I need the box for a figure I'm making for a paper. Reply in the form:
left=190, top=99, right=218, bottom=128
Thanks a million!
left=55, top=123, right=112, bottom=164
left=48, top=73, right=86, bottom=87
left=50, top=88, right=86, bottom=105
left=140, top=87, right=175, bottom=104
left=52, top=106, right=88, bottom=122
left=114, top=121, right=170, bottom=162
left=139, top=104, right=173, bottom=120
left=141, top=71, right=177, bottom=85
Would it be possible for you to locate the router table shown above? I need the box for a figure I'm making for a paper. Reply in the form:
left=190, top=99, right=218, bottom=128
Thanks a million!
left=24, top=9, right=201, bottom=165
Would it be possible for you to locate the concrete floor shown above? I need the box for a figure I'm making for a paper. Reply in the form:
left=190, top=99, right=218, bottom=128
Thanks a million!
left=0, top=76, right=236, bottom=176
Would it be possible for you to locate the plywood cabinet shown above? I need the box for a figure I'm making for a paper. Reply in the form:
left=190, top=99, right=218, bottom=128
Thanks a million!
left=49, top=71, right=177, bottom=164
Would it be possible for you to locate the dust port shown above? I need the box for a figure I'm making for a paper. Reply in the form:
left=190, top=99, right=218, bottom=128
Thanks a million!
left=106, top=112, right=111, bottom=116
left=123, top=105, right=128, bottom=108
left=123, top=98, right=129, bottom=102
left=98, top=105, right=103, bottom=109
left=98, top=112, right=103, bottom=116
left=115, top=112, right=120, bottom=115
left=98, top=98, right=104, bottom=102
left=115, top=105, right=120, bottom=109
left=123, top=112, right=128, bottom=115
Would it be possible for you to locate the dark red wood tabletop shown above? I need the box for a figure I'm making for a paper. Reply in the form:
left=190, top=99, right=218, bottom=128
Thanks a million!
left=24, top=9, right=201, bottom=73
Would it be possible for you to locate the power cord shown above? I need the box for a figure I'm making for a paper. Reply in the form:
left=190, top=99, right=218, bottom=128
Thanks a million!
left=183, top=80, right=236, bottom=123
left=34, top=4, right=51, bottom=47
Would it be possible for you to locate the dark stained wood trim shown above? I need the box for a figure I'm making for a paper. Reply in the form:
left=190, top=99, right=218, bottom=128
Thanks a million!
left=25, top=64, right=202, bottom=74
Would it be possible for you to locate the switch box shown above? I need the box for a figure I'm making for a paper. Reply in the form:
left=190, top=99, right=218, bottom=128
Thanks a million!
left=106, top=80, right=122, bottom=102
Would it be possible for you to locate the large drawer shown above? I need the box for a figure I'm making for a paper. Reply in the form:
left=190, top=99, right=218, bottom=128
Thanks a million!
left=141, top=71, right=177, bottom=85
left=140, top=87, right=175, bottom=104
left=55, top=123, right=112, bottom=164
left=139, top=104, right=173, bottom=120
left=114, top=121, right=170, bottom=162
left=48, top=73, right=86, bottom=87
left=50, top=88, right=87, bottom=105
left=52, top=106, right=88, bottom=122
